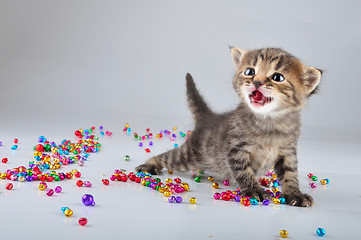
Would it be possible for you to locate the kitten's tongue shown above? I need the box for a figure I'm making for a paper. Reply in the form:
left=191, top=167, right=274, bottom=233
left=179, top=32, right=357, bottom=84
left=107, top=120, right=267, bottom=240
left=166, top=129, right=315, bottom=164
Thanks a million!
left=252, top=90, right=263, bottom=101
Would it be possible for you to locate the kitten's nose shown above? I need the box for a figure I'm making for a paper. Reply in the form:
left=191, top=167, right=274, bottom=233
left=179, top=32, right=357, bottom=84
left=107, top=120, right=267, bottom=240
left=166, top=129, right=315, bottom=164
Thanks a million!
left=253, top=81, right=263, bottom=89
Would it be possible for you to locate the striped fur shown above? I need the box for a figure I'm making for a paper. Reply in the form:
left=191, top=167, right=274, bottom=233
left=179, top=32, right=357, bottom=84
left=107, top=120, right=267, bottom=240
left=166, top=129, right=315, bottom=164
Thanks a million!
left=136, top=47, right=322, bottom=207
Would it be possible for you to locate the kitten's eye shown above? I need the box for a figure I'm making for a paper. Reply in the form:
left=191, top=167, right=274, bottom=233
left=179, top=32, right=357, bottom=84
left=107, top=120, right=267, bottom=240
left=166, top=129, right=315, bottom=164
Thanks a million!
left=244, top=68, right=255, bottom=76
left=272, top=73, right=285, bottom=82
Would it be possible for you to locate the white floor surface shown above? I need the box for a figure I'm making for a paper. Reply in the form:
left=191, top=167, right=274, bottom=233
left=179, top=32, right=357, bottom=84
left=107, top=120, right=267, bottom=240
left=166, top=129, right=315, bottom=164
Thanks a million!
left=0, top=120, right=360, bottom=240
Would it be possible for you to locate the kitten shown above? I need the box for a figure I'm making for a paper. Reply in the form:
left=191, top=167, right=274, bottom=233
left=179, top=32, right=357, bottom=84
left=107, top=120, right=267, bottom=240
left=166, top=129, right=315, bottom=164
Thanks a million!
left=136, top=47, right=322, bottom=207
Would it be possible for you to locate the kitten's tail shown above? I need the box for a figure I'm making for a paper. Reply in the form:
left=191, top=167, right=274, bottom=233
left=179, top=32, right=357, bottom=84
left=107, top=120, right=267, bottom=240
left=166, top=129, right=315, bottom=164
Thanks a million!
left=186, top=73, right=213, bottom=122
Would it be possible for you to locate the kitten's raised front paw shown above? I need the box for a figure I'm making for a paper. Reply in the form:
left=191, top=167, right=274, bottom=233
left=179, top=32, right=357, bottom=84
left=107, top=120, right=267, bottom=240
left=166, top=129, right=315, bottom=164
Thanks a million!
left=241, top=187, right=272, bottom=202
left=282, top=192, right=314, bottom=207
left=135, top=163, right=162, bottom=175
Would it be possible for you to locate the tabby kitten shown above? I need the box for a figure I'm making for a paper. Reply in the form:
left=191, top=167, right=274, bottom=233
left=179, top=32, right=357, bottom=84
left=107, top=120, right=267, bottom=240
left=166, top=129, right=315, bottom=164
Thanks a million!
left=136, top=47, right=322, bottom=207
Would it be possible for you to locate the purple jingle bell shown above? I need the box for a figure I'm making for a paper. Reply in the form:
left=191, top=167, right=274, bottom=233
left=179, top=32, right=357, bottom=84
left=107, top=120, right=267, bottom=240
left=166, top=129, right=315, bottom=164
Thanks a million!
left=82, top=194, right=95, bottom=206
left=168, top=196, right=176, bottom=203
left=262, top=199, right=271, bottom=206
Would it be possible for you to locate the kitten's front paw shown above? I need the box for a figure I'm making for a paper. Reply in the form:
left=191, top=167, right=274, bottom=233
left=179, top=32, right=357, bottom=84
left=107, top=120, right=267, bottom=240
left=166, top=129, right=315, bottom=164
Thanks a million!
left=135, top=163, right=162, bottom=175
left=241, top=187, right=272, bottom=202
left=282, top=192, right=314, bottom=207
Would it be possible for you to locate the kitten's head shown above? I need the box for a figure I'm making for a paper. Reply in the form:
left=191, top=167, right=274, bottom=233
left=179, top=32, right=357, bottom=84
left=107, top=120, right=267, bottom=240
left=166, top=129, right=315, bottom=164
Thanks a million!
left=231, top=47, right=322, bottom=117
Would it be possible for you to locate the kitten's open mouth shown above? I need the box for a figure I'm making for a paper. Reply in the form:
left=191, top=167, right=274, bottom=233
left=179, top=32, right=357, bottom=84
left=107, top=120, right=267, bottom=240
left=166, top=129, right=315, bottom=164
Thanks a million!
left=249, top=90, right=273, bottom=107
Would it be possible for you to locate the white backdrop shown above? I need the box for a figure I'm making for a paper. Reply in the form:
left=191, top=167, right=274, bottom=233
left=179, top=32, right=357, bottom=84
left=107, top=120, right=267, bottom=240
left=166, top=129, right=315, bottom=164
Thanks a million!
left=1, top=0, right=360, bottom=142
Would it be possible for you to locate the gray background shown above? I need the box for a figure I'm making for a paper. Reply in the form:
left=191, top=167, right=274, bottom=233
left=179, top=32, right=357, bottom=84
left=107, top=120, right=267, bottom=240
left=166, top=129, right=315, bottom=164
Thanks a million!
left=1, top=0, right=360, bottom=142
left=1, top=2, right=361, bottom=239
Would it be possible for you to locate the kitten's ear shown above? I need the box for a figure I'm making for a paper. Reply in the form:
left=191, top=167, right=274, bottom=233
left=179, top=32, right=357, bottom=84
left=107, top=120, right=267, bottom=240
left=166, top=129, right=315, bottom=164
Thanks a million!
left=230, top=47, right=245, bottom=70
left=303, top=67, right=322, bottom=96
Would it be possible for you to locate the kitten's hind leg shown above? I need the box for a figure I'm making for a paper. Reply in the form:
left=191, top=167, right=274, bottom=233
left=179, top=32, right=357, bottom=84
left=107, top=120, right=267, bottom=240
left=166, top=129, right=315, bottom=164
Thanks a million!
left=135, top=144, right=193, bottom=175
left=135, top=157, right=163, bottom=175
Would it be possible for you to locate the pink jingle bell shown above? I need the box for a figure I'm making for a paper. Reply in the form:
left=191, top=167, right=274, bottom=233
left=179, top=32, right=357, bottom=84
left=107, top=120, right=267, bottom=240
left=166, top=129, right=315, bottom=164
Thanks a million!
left=46, top=189, right=54, bottom=196
left=78, top=217, right=88, bottom=226
left=55, top=186, right=62, bottom=193
left=84, top=181, right=92, bottom=187
left=223, top=180, right=230, bottom=186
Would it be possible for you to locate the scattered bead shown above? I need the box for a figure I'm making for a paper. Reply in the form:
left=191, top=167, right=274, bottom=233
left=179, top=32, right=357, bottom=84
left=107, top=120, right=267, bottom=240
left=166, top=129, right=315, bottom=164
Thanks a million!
left=234, top=195, right=241, bottom=202
left=279, top=230, right=289, bottom=238
left=164, top=191, right=172, bottom=197
left=75, top=130, right=82, bottom=137
left=55, top=186, right=62, bottom=193
left=124, top=155, right=130, bottom=161
left=223, top=180, right=230, bottom=186
left=194, top=176, right=201, bottom=182
left=249, top=198, right=258, bottom=205
left=243, top=199, right=251, bottom=206
left=11, top=145, right=18, bottom=150
left=64, top=209, right=73, bottom=217
left=168, top=169, right=173, bottom=174
left=208, top=176, right=214, bottom=182
left=175, top=196, right=183, bottom=203
left=82, top=194, right=95, bottom=206
left=76, top=180, right=84, bottom=187
left=311, top=176, right=318, bottom=181
left=79, top=218, right=88, bottom=226
left=168, top=196, right=176, bottom=203
left=38, top=182, right=47, bottom=190
left=61, top=206, right=69, bottom=213
left=5, top=183, right=13, bottom=190
left=102, top=179, right=110, bottom=185
left=212, top=182, right=219, bottom=189
left=2, top=158, right=8, bottom=163
left=181, top=182, right=189, bottom=191
left=320, top=179, right=327, bottom=185
left=262, top=199, right=270, bottom=206
left=46, top=189, right=54, bottom=196
left=84, top=181, right=92, bottom=187
left=309, top=183, right=317, bottom=188
left=316, top=228, right=326, bottom=237
left=189, top=197, right=196, bottom=204
left=213, top=193, right=221, bottom=200
left=272, top=198, right=281, bottom=204
left=120, top=176, right=128, bottom=182
left=78, top=160, right=84, bottom=166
